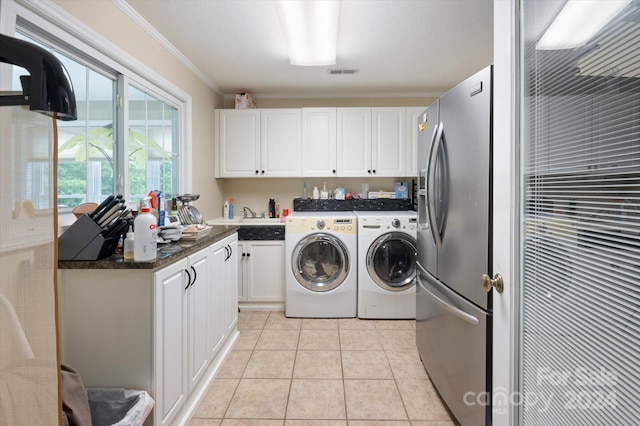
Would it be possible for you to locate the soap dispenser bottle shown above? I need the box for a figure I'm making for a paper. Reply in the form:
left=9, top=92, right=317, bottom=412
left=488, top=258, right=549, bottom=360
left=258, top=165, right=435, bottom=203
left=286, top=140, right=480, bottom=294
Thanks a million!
left=320, top=182, right=329, bottom=199
left=223, top=200, right=230, bottom=219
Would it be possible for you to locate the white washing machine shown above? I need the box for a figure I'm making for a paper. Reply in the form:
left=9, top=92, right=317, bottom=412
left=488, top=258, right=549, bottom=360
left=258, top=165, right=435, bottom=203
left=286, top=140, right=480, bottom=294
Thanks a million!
left=355, top=211, right=418, bottom=319
left=285, top=211, right=357, bottom=318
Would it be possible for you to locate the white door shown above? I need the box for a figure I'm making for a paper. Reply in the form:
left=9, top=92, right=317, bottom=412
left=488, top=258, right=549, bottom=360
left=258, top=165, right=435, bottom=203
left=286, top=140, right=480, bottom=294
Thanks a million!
left=491, top=2, right=516, bottom=425
left=371, top=107, right=406, bottom=177
left=261, top=109, right=302, bottom=177
left=210, top=241, right=227, bottom=355
left=302, top=107, right=337, bottom=177
left=187, top=247, right=209, bottom=392
left=337, top=107, right=371, bottom=177
left=225, top=237, right=239, bottom=332
left=218, top=109, right=260, bottom=177
left=154, top=258, right=188, bottom=426
left=494, top=2, right=640, bottom=425
left=247, top=241, right=285, bottom=302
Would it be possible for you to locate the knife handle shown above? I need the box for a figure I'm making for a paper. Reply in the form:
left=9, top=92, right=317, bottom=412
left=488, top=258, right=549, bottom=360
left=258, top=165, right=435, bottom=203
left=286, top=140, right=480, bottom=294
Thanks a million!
left=89, top=195, right=114, bottom=218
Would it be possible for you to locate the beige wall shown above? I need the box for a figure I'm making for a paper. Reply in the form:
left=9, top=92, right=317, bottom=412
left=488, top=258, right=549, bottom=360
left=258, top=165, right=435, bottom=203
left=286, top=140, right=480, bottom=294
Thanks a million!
left=53, top=1, right=434, bottom=221
left=53, top=0, right=224, bottom=221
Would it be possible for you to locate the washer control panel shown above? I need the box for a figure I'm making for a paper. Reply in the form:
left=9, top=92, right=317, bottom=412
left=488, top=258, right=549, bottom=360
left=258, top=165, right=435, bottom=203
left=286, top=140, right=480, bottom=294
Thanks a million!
left=287, top=217, right=356, bottom=235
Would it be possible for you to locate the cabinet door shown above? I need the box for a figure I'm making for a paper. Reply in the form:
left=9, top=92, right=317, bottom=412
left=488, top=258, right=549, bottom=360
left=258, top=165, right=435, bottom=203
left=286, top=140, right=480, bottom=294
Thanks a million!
left=154, top=258, right=188, bottom=426
left=218, top=110, right=260, bottom=177
left=372, top=107, right=406, bottom=177
left=337, top=107, right=371, bottom=177
left=246, top=241, right=285, bottom=302
left=302, top=107, right=337, bottom=177
left=237, top=241, right=248, bottom=302
left=225, top=237, right=239, bottom=333
left=187, top=247, right=210, bottom=392
left=260, top=109, right=302, bottom=176
left=406, top=106, right=427, bottom=178
left=210, top=242, right=227, bottom=356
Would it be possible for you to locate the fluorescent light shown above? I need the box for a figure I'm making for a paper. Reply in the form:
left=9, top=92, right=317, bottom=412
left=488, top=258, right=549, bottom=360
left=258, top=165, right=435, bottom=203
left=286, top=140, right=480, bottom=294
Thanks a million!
left=275, top=0, right=340, bottom=66
left=537, top=0, right=630, bottom=50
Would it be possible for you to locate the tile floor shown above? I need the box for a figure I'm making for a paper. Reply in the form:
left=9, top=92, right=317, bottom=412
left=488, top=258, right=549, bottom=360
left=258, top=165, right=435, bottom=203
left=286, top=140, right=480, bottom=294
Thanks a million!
left=189, top=311, right=456, bottom=425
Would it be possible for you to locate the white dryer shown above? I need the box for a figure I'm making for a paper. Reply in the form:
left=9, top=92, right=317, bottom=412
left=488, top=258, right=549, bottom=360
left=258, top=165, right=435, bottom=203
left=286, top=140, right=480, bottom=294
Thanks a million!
left=355, top=211, right=418, bottom=319
left=285, top=212, right=358, bottom=318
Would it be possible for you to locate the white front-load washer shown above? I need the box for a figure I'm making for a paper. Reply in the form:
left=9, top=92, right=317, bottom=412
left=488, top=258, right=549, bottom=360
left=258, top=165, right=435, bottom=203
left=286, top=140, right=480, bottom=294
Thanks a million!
left=355, top=211, right=418, bottom=319
left=285, top=211, right=358, bottom=318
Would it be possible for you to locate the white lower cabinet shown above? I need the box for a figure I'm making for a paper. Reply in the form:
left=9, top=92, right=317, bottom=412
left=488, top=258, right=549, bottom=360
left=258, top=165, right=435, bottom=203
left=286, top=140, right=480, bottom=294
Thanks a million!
left=237, top=240, right=285, bottom=309
left=211, top=235, right=239, bottom=348
left=58, top=233, right=239, bottom=426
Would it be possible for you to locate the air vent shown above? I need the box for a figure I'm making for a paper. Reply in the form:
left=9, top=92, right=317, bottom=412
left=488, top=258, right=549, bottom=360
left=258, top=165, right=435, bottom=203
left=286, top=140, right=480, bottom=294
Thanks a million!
left=328, top=68, right=359, bottom=75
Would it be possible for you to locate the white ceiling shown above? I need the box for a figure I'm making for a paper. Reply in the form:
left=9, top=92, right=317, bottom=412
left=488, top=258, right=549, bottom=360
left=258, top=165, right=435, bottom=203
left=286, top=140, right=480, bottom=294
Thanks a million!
left=123, top=0, right=494, bottom=98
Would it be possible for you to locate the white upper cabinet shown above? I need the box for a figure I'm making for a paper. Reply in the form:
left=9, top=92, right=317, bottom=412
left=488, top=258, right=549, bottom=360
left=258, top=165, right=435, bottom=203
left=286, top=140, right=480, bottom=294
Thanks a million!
left=371, top=107, right=406, bottom=177
left=302, top=107, right=337, bottom=177
left=336, top=107, right=372, bottom=177
left=217, top=109, right=260, bottom=177
left=217, top=106, right=423, bottom=178
left=217, top=109, right=301, bottom=177
left=260, top=109, right=302, bottom=177
left=406, top=106, right=427, bottom=178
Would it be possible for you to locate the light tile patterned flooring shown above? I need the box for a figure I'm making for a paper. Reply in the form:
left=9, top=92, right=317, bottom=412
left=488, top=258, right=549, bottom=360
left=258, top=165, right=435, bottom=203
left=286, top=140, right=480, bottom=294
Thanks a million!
left=189, top=311, right=456, bottom=425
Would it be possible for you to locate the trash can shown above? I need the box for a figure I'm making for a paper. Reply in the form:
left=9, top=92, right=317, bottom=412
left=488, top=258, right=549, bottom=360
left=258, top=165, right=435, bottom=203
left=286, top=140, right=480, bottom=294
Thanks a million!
left=87, top=388, right=155, bottom=426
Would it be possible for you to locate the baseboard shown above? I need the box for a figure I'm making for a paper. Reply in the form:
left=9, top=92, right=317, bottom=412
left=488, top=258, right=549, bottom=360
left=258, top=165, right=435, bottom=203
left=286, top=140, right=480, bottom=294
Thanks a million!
left=239, top=302, right=285, bottom=312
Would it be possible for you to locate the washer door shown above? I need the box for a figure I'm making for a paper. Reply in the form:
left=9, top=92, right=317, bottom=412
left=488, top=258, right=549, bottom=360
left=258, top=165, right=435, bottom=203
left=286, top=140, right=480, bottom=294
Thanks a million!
left=367, top=232, right=417, bottom=292
left=293, top=233, right=350, bottom=292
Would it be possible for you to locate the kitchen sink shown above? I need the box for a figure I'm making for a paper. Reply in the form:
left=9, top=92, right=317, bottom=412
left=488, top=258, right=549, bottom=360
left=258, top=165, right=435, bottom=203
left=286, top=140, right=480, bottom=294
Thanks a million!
left=207, top=217, right=283, bottom=226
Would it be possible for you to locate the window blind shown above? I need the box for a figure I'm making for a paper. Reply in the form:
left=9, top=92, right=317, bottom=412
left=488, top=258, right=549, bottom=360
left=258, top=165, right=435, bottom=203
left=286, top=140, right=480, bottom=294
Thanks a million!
left=520, top=1, right=640, bottom=424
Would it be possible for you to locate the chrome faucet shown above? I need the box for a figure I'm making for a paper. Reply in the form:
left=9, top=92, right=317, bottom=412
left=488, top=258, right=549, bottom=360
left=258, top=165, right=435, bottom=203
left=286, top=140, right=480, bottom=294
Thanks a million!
left=242, top=206, right=257, bottom=218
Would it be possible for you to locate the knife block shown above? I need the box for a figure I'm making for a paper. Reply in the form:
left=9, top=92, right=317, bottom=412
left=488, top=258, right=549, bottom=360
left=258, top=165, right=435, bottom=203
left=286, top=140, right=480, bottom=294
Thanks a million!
left=58, top=214, right=119, bottom=261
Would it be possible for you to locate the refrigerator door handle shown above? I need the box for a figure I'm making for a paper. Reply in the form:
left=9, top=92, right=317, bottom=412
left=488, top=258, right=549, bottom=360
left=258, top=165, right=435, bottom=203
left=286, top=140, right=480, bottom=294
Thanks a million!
left=427, top=122, right=444, bottom=248
left=417, top=274, right=479, bottom=326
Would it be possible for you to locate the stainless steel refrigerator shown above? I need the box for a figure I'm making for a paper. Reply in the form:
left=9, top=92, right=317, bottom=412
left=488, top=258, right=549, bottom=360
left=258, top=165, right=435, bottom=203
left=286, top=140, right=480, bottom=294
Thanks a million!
left=416, top=65, right=492, bottom=426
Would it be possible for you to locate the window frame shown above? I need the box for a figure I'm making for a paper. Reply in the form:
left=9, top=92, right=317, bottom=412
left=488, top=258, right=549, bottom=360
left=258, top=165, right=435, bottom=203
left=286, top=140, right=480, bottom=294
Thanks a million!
left=0, top=0, right=192, bottom=212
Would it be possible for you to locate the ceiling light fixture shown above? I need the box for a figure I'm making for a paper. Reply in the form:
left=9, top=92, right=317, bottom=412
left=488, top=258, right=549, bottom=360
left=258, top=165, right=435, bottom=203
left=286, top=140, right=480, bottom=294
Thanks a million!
left=275, top=0, right=340, bottom=66
left=537, top=0, right=630, bottom=50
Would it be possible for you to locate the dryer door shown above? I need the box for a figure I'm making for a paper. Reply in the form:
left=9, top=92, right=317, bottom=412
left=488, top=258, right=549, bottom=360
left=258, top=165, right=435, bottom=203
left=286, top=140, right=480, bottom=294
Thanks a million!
left=293, top=233, right=350, bottom=292
left=367, top=232, right=417, bottom=291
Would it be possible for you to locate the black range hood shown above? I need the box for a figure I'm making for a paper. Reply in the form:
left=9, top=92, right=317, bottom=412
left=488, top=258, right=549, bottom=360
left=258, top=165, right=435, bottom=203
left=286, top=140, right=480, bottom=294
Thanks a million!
left=0, top=33, right=77, bottom=121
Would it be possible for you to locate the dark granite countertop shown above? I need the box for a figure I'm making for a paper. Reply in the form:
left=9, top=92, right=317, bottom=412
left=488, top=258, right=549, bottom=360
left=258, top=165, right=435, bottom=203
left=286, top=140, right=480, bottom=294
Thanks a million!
left=293, top=198, right=414, bottom=211
left=58, top=225, right=239, bottom=270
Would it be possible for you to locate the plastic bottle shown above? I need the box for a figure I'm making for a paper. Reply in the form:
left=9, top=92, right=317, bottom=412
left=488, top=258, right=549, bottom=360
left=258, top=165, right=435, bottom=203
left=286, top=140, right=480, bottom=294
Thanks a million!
left=223, top=201, right=230, bottom=219
left=320, top=182, right=329, bottom=199
left=134, top=198, right=158, bottom=261
left=229, top=198, right=235, bottom=219
left=269, top=199, right=276, bottom=218
left=123, top=226, right=135, bottom=260
left=312, top=186, right=320, bottom=200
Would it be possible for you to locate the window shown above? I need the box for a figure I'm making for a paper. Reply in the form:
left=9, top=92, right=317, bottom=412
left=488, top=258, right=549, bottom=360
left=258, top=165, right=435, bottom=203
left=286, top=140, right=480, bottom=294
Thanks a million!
left=11, top=24, right=183, bottom=211
left=128, top=85, right=179, bottom=205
